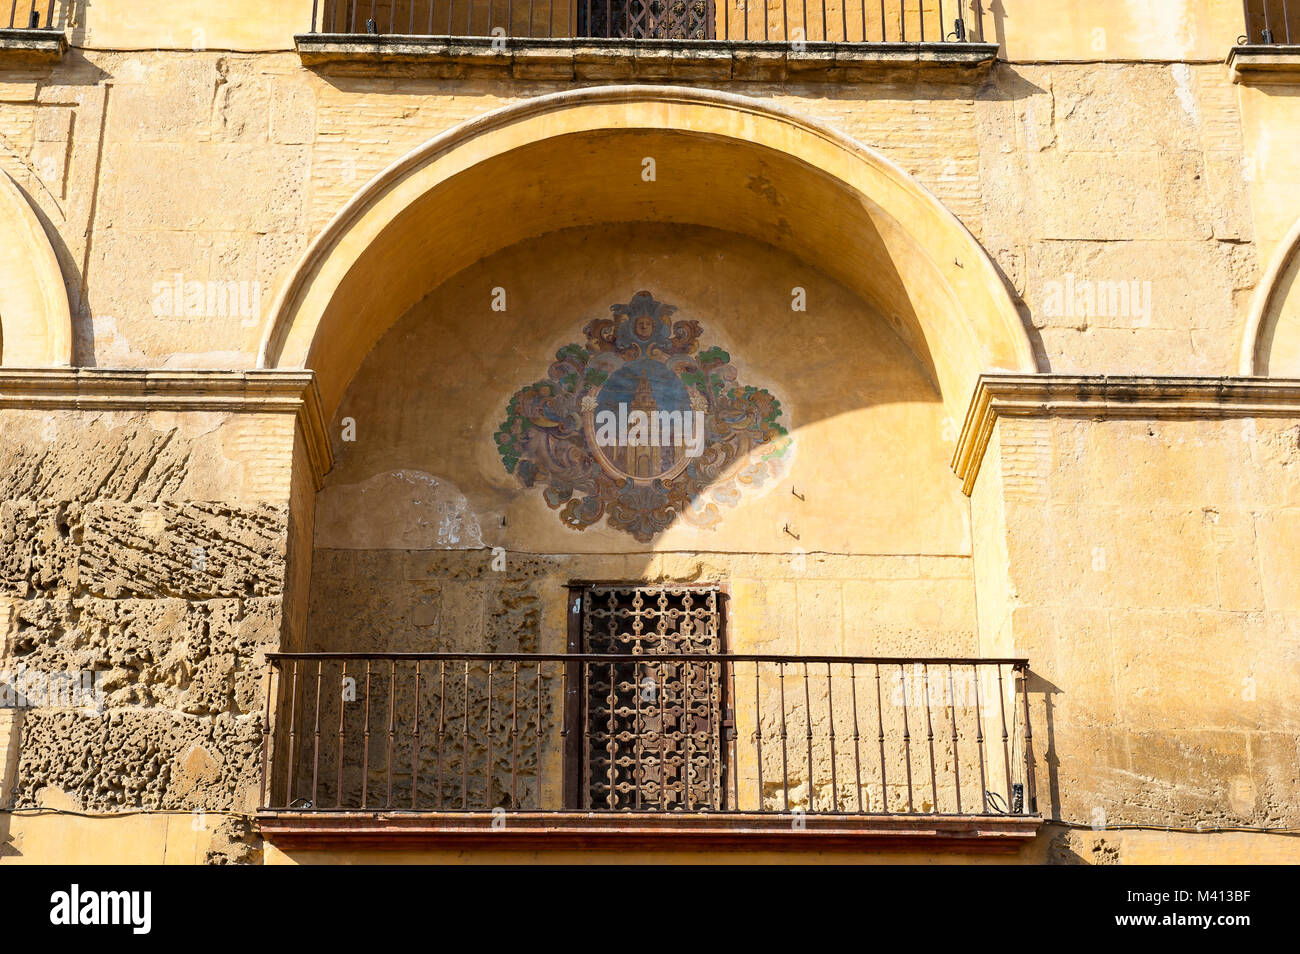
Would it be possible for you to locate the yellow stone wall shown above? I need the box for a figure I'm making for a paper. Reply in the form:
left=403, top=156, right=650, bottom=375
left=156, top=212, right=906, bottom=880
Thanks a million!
left=0, top=55, right=1258, bottom=378
left=2, top=0, right=1299, bottom=864
left=982, top=411, right=1300, bottom=831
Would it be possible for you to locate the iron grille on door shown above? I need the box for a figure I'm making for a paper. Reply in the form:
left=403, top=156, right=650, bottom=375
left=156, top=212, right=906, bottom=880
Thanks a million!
left=580, top=584, right=725, bottom=810
left=580, top=0, right=716, bottom=40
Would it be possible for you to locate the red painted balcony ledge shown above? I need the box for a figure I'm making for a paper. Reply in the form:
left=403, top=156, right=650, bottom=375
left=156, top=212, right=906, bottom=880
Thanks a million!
left=256, top=810, right=1043, bottom=852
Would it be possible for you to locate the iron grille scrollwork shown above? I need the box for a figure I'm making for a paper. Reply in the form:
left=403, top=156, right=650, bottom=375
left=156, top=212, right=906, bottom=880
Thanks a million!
left=581, top=0, right=716, bottom=40
left=582, top=585, right=724, bottom=810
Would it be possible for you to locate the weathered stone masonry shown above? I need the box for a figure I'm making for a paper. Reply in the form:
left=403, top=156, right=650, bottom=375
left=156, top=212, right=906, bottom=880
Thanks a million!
left=0, top=372, right=327, bottom=851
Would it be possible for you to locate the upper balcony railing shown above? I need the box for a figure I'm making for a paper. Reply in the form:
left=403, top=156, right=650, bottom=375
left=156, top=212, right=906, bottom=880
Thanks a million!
left=1242, top=0, right=1300, bottom=43
left=260, top=651, right=1036, bottom=821
left=307, top=0, right=989, bottom=44
left=3, top=1, right=61, bottom=30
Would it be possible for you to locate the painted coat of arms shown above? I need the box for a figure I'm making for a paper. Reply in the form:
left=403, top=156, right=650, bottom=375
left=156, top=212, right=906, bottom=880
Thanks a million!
left=494, top=291, right=792, bottom=542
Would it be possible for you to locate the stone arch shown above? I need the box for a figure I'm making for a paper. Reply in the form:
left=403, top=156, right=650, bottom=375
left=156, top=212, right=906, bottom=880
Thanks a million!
left=0, top=168, right=72, bottom=366
left=1241, top=213, right=1300, bottom=376
left=258, top=85, right=1036, bottom=427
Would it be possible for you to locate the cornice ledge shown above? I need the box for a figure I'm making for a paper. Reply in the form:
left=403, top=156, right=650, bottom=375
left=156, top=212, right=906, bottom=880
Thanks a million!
left=1228, top=44, right=1300, bottom=84
left=294, top=35, right=999, bottom=83
left=0, top=368, right=334, bottom=488
left=952, top=374, right=1300, bottom=495
left=0, top=28, right=66, bottom=64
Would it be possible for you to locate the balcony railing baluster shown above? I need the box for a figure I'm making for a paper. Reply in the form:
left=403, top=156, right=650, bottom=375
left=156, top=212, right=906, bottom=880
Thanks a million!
left=996, top=663, right=1011, bottom=812
left=435, top=661, right=446, bottom=809
left=485, top=660, right=494, bottom=809
left=1242, top=0, right=1300, bottom=43
left=411, top=660, right=421, bottom=809
left=360, top=660, right=371, bottom=808
left=286, top=659, right=300, bottom=808
left=947, top=664, right=961, bottom=815
left=899, top=662, right=913, bottom=813
left=3, top=0, right=61, bottom=29
left=874, top=662, right=886, bottom=812
left=849, top=663, right=862, bottom=812
left=972, top=661, right=987, bottom=814
left=825, top=662, right=837, bottom=812
left=312, top=660, right=323, bottom=808
left=460, top=660, right=470, bottom=809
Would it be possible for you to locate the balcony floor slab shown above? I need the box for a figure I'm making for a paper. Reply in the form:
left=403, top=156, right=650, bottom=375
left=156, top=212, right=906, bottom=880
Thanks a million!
left=295, top=35, right=1000, bottom=83
left=257, top=810, right=1043, bottom=852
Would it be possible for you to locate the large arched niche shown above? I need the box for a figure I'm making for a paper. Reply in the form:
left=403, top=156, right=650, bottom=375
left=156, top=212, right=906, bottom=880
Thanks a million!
left=1242, top=214, right=1300, bottom=376
left=0, top=168, right=72, bottom=366
left=316, top=221, right=968, bottom=557
left=304, top=220, right=987, bottom=660
left=259, top=85, right=1037, bottom=429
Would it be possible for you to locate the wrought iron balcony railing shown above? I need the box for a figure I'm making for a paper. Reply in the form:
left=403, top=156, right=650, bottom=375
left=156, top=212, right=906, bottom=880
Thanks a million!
left=3, top=1, right=61, bottom=30
left=260, top=652, right=1036, bottom=821
left=1242, top=0, right=1299, bottom=43
left=307, top=0, right=988, bottom=44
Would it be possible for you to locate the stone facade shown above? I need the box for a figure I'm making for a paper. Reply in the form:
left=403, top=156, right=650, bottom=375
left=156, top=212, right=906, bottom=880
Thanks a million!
left=1, top=1, right=1299, bottom=863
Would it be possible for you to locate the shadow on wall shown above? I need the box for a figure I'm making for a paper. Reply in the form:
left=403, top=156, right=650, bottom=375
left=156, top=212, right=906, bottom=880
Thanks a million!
left=1247, top=203, right=1300, bottom=376
left=0, top=48, right=108, bottom=368
left=304, top=220, right=971, bottom=630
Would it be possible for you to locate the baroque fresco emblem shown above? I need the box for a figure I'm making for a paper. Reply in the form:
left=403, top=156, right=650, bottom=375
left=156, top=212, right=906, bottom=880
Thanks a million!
left=494, top=291, right=792, bottom=542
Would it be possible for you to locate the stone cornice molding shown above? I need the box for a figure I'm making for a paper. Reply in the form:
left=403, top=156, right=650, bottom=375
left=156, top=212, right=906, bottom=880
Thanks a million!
left=0, top=28, right=66, bottom=64
left=0, top=368, right=334, bottom=488
left=953, top=374, right=1300, bottom=495
left=294, top=36, right=1001, bottom=83
left=1228, top=45, right=1300, bottom=84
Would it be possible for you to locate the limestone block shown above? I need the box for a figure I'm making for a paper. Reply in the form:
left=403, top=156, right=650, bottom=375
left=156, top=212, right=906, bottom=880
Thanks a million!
left=841, top=578, right=978, bottom=655
left=794, top=579, right=843, bottom=654
left=1121, top=730, right=1251, bottom=826
left=2, top=499, right=286, bottom=600
left=103, top=142, right=308, bottom=234
left=0, top=418, right=192, bottom=504
left=1028, top=151, right=1168, bottom=242
left=1050, top=64, right=1199, bottom=155
left=269, top=79, right=316, bottom=146
left=1248, top=732, right=1300, bottom=825
left=727, top=578, right=796, bottom=652
left=1034, top=724, right=1137, bottom=824
left=33, top=104, right=72, bottom=144
left=104, top=55, right=223, bottom=144
left=1009, top=605, right=1117, bottom=727
left=7, top=596, right=279, bottom=715
left=0, top=501, right=80, bottom=598
left=1022, top=240, right=1238, bottom=336
left=1256, top=510, right=1300, bottom=613
left=78, top=501, right=287, bottom=600
left=1249, top=422, right=1300, bottom=509
left=0, top=82, right=37, bottom=103
left=211, top=57, right=271, bottom=143
left=14, top=707, right=263, bottom=811
left=1108, top=609, right=1270, bottom=732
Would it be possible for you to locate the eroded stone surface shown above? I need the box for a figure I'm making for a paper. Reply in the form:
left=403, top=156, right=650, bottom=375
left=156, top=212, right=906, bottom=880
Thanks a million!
left=0, top=417, right=288, bottom=828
